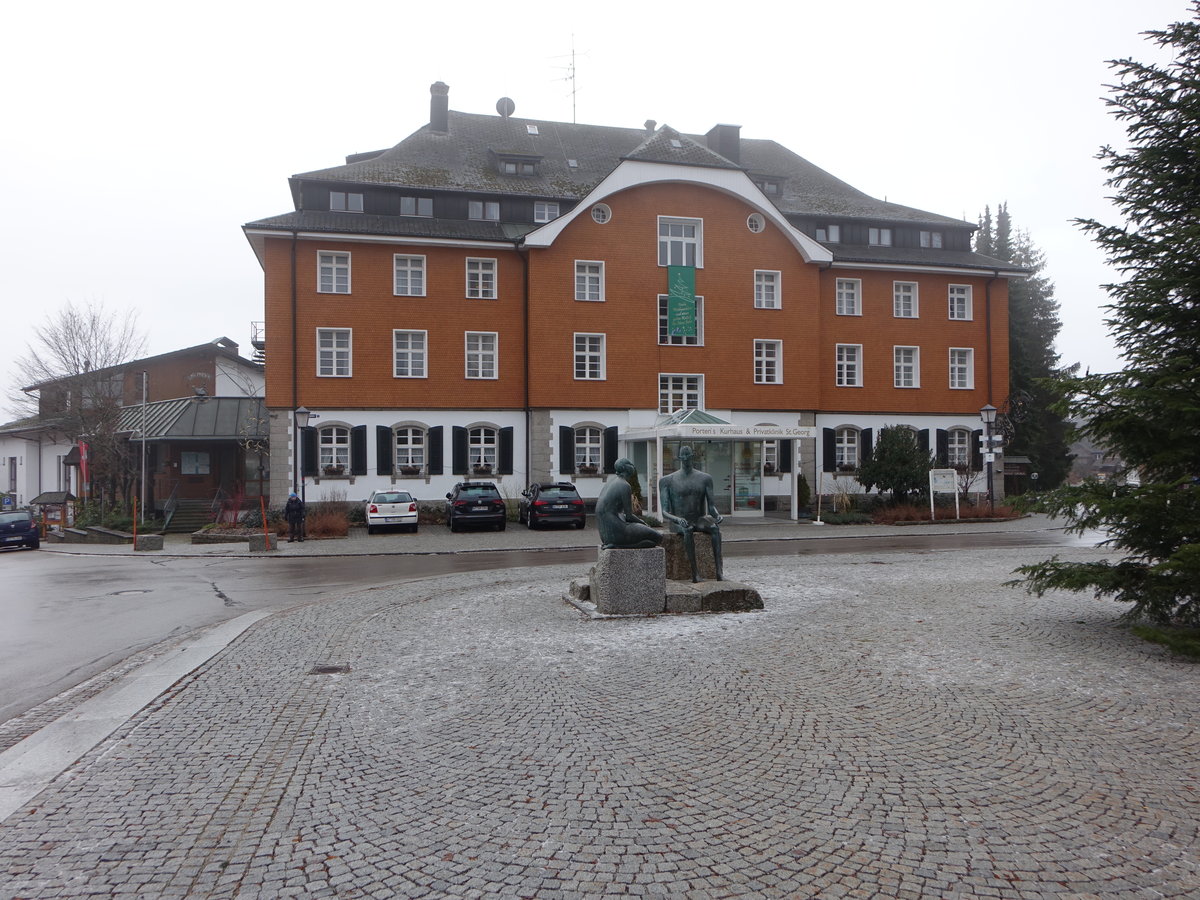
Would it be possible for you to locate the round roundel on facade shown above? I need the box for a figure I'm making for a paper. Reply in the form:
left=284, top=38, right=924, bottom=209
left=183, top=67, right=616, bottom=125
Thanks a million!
left=747, top=213, right=766, bottom=233
left=591, top=203, right=612, bottom=224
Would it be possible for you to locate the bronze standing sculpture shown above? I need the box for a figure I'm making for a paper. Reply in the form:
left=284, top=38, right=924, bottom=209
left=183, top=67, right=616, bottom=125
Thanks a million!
left=659, top=446, right=724, bottom=582
left=596, top=458, right=663, bottom=550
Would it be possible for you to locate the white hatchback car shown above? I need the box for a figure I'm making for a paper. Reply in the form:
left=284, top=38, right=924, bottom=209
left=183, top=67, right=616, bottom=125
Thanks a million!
left=365, top=490, right=419, bottom=534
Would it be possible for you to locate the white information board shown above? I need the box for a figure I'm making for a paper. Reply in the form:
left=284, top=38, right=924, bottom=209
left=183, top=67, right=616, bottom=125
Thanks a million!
left=929, top=468, right=960, bottom=520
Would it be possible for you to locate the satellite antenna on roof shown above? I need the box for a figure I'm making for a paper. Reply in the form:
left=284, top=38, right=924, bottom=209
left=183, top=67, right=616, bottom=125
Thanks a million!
left=497, top=97, right=515, bottom=118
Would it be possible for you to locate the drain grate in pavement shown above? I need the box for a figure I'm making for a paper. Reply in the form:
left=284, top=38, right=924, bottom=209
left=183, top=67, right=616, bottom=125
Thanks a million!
left=308, top=663, right=351, bottom=675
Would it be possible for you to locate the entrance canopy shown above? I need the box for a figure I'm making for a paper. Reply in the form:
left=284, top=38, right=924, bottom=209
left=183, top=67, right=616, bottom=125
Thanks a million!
left=624, top=409, right=815, bottom=442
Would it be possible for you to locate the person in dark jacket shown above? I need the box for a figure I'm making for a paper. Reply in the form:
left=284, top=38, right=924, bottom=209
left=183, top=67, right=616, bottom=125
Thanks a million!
left=284, top=492, right=306, bottom=542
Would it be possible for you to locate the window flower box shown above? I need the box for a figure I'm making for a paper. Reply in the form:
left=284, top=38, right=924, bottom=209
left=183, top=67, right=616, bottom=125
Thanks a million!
left=577, top=464, right=599, bottom=476
left=323, top=465, right=345, bottom=476
left=472, top=465, right=493, bottom=476
left=399, top=465, right=422, bottom=477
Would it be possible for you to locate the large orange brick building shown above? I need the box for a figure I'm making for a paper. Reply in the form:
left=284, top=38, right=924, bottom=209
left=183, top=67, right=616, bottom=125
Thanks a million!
left=245, top=83, right=1020, bottom=516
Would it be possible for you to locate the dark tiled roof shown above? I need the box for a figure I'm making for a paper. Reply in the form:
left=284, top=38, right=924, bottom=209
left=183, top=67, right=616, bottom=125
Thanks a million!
left=277, top=110, right=965, bottom=228
left=246, top=210, right=535, bottom=243
left=829, top=245, right=1024, bottom=272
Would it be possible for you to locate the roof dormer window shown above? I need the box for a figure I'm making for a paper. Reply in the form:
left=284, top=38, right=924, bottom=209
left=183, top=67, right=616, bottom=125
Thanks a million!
left=493, top=151, right=542, bottom=176
left=526, top=124, right=539, bottom=135
left=330, top=191, right=363, bottom=213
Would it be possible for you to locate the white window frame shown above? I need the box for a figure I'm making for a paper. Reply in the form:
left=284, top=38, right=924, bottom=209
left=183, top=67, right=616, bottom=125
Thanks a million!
left=394, top=426, right=426, bottom=470
left=949, top=284, right=973, bottom=320
left=658, top=374, right=704, bottom=414
left=574, top=333, right=606, bottom=381
left=393, top=330, right=428, bottom=379
left=950, top=347, right=975, bottom=390
left=947, top=428, right=972, bottom=468
left=836, top=344, right=862, bottom=388
left=816, top=224, right=841, bottom=243
left=466, top=258, right=497, bottom=300
left=893, top=346, right=920, bottom=388
left=835, top=427, right=860, bottom=469
left=920, top=230, right=943, bottom=248
left=469, top=200, right=500, bottom=221
left=657, top=294, right=705, bottom=346
left=575, top=261, right=605, bottom=302
left=574, top=426, right=603, bottom=470
left=316, top=328, right=352, bottom=377
left=469, top=426, right=498, bottom=469
left=893, top=281, right=919, bottom=318
left=329, top=191, right=363, bottom=213
left=657, top=216, right=703, bottom=268
left=319, top=426, right=350, bottom=470
left=836, top=278, right=862, bottom=316
left=754, top=339, right=783, bottom=384
left=754, top=270, right=781, bottom=309
left=534, top=201, right=560, bottom=223
left=317, top=251, right=350, bottom=294
left=465, top=332, right=498, bottom=380
left=393, top=255, right=426, bottom=297
left=869, top=227, right=892, bottom=247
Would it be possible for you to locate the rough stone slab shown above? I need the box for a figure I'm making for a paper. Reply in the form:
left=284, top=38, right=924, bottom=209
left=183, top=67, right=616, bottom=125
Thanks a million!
left=249, top=533, right=277, bottom=552
left=698, top=580, right=764, bottom=612
left=663, top=532, right=719, bottom=581
left=568, top=579, right=591, bottom=604
left=665, top=583, right=702, bottom=614
left=134, top=534, right=163, bottom=552
left=591, top=547, right=666, bottom=615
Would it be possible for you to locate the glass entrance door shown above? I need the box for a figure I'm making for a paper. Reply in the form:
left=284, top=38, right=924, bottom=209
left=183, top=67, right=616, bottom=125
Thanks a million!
left=732, top=441, right=763, bottom=514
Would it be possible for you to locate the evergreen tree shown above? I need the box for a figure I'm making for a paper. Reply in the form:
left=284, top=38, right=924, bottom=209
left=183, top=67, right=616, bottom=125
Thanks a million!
left=995, top=202, right=1012, bottom=261
left=856, top=426, right=932, bottom=504
left=975, top=206, right=994, bottom=257
left=1016, top=6, right=1200, bottom=626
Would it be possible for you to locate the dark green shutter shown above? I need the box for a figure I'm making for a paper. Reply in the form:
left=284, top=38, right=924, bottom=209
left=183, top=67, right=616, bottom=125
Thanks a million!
left=822, top=428, right=836, bottom=472
left=971, top=429, right=983, bottom=472
left=427, top=426, right=444, bottom=475
left=603, top=426, right=619, bottom=474
left=918, top=429, right=930, bottom=457
left=498, top=427, right=514, bottom=475
left=777, top=440, right=793, bottom=473
left=936, top=430, right=949, bottom=467
left=376, top=426, right=393, bottom=475
left=861, top=428, right=873, bottom=463
left=559, top=426, right=575, bottom=475
left=452, top=426, right=468, bottom=475
left=301, top=427, right=318, bottom=477
left=350, top=425, right=367, bottom=475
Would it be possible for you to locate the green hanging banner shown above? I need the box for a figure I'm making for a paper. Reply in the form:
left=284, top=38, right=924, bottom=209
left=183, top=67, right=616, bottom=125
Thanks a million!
left=667, top=266, right=696, bottom=337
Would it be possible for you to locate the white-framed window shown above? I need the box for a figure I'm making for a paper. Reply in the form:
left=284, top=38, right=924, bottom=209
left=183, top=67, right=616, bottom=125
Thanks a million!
left=893, top=346, right=920, bottom=388
left=816, top=224, right=841, bottom=243
left=400, top=196, right=433, bottom=217
left=469, top=200, right=500, bottom=221
left=394, top=426, right=426, bottom=470
left=869, top=227, right=892, bottom=247
left=574, top=333, right=606, bottom=380
left=534, top=201, right=560, bottom=223
left=657, top=295, right=705, bottom=345
left=762, top=439, right=779, bottom=471
left=466, top=258, right=497, bottom=299
left=591, top=203, right=611, bottom=224
left=393, top=255, right=426, bottom=297
left=574, top=426, right=603, bottom=470
left=469, top=426, right=498, bottom=469
left=948, top=428, right=972, bottom=468
left=319, top=426, right=350, bottom=470
left=949, top=284, right=973, bottom=320
left=893, top=281, right=919, bottom=318
left=754, top=340, right=783, bottom=384
left=836, top=427, right=860, bottom=469
left=318, top=251, right=350, bottom=294
left=316, top=328, right=351, bottom=377
left=465, top=332, right=498, bottom=379
left=836, top=344, right=862, bottom=387
left=575, top=261, right=604, bottom=302
left=746, top=213, right=766, bottom=233
left=836, top=278, right=861, bottom=316
left=920, top=230, right=943, bottom=248
left=393, top=330, right=427, bottom=378
left=754, top=270, right=781, bottom=309
left=330, top=191, right=363, bottom=213
left=658, top=217, right=703, bottom=267
left=659, top=374, right=703, bottom=413
left=949, top=347, right=975, bottom=389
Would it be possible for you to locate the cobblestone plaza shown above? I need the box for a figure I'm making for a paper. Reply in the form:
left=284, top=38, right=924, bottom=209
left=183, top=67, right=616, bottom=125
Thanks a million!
left=1, top=543, right=1196, bottom=898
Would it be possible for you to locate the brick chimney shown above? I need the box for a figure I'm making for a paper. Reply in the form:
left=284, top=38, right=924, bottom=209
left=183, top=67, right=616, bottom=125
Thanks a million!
left=430, top=81, right=450, bottom=133
left=705, top=123, right=741, bottom=164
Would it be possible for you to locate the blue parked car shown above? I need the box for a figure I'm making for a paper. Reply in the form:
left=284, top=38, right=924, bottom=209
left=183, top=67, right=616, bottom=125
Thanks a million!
left=0, top=510, right=40, bottom=551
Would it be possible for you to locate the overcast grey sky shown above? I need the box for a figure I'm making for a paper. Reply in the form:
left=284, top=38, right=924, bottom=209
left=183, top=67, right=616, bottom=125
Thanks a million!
left=2, top=0, right=1187, bottom=418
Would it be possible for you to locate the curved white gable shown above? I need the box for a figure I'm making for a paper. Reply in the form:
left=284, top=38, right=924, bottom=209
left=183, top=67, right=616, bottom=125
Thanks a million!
left=522, top=160, right=834, bottom=264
